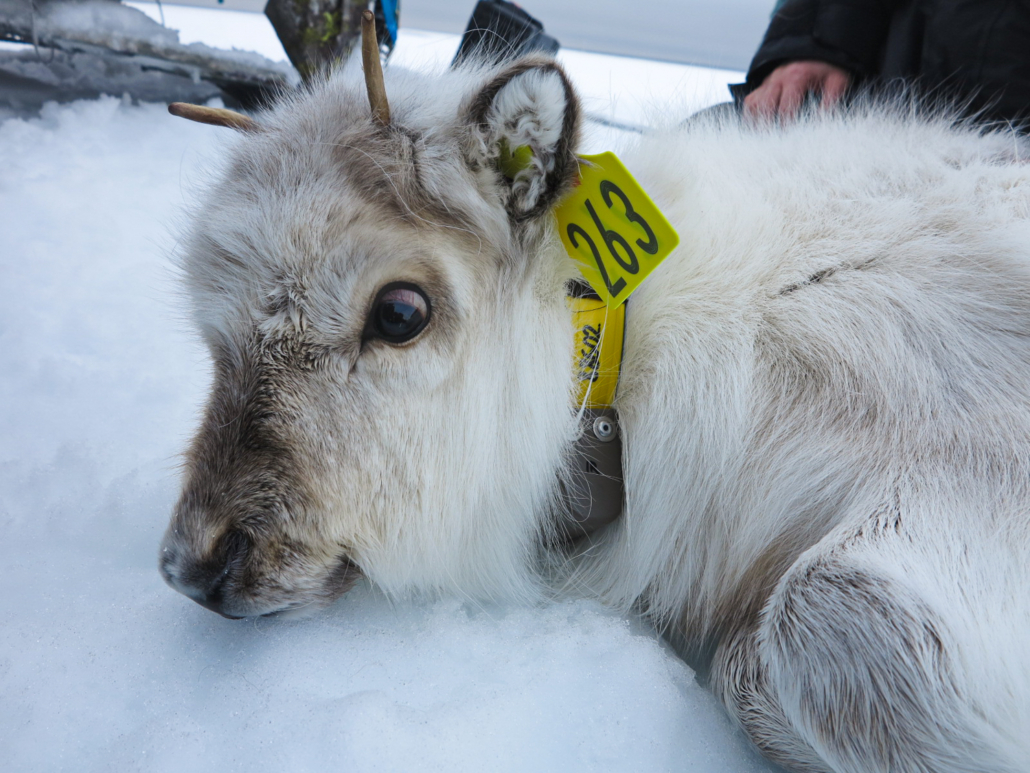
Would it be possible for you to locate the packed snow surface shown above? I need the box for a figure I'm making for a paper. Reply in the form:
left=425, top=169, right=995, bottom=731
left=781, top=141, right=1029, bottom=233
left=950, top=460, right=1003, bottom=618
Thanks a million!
left=0, top=75, right=776, bottom=773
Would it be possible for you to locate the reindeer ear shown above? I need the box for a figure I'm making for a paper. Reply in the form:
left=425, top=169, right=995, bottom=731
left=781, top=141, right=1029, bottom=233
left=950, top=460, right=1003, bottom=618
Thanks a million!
left=461, top=57, right=581, bottom=221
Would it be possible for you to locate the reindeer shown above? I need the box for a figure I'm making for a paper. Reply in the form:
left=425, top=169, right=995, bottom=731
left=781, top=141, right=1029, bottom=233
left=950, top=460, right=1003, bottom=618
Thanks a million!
left=160, top=13, right=1030, bottom=772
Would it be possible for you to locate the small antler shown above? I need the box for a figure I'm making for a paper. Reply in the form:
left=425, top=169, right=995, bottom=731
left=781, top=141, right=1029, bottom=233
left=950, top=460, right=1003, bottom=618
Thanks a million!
left=361, top=9, right=390, bottom=127
left=168, top=103, right=259, bottom=133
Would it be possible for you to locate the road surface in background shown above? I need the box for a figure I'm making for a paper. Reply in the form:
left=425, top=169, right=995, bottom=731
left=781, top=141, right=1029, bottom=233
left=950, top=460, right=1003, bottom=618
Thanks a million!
left=123, top=2, right=747, bottom=144
left=147, top=0, right=776, bottom=70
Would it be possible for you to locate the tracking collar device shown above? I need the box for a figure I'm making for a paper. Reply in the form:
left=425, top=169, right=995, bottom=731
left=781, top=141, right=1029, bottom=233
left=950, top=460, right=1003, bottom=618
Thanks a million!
left=497, top=145, right=678, bottom=538
left=561, top=284, right=627, bottom=539
left=553, top=152, right=678, bottom=539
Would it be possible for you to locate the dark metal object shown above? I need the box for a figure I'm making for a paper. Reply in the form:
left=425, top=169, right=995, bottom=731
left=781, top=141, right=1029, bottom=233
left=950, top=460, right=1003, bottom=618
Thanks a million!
left=560, top=409, right=625, bottom=540
left=265, top=0, right=398, bottom=82
left=264, top=0, right=364, bottom=80
left=452, top=0, right=558, bottom=67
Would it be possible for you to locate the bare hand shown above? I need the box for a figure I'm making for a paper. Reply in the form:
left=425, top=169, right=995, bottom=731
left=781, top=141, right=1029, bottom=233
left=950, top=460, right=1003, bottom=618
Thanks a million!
left=743, top=61, right=851, bottom=121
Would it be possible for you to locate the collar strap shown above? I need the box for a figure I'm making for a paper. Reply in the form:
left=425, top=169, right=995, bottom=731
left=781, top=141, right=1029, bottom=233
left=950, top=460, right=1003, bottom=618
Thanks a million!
left=560, top=286, right=627, bottom=539
left=570, top=293, right=626, bottom=409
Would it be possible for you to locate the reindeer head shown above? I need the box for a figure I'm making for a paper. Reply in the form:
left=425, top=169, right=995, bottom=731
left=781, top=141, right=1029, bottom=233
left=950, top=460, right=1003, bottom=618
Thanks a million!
left=159, top=23, right=584, bottom=618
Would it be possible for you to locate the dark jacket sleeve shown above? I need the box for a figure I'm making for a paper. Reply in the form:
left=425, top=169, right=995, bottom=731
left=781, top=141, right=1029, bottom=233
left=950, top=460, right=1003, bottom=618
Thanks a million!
left=734, top=0, right=903, bottom=97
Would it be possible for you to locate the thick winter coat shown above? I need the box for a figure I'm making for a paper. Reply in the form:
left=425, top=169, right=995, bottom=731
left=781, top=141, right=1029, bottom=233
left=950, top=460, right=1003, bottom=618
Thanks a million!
left=161, top=55, right=1030, bottom=772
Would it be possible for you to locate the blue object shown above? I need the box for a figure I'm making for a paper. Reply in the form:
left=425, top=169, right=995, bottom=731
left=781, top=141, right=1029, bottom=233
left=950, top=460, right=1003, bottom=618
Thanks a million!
left=380, top=0, right=398, bottom=47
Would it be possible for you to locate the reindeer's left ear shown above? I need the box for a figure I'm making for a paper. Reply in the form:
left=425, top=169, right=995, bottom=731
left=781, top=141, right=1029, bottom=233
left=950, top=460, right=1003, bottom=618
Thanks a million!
left=461, top=56, right=581, bottom=221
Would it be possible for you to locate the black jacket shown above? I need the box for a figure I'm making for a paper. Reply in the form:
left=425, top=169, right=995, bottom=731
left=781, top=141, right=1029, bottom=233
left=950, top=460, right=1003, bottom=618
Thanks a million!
left=737, top=0, right=1030, bottom=124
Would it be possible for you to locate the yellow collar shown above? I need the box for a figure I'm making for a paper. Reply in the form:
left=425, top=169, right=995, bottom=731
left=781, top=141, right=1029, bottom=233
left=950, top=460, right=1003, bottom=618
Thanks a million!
left=570, top=291, right=626, bottom=409
left=561, top=287, right=626, bottom=539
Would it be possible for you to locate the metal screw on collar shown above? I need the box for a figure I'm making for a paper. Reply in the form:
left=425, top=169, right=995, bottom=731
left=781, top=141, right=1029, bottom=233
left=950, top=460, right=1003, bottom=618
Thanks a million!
left=592, top=415, right=617, bottom=442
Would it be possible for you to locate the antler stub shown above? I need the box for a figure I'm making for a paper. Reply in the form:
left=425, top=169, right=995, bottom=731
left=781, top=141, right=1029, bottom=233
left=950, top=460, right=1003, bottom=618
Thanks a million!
left=168, top=103, right=259, bottom=132
left=361, top=10, right=391, bottom=127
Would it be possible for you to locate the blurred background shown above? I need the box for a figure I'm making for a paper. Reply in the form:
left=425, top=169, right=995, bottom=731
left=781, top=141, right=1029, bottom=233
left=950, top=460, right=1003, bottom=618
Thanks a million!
left=144, top=0, right=777, bottom=70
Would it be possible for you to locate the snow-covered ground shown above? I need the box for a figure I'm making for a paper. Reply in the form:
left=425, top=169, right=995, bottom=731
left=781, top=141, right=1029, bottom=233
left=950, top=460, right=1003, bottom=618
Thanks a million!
left=0, top=11, right=781, bottom=773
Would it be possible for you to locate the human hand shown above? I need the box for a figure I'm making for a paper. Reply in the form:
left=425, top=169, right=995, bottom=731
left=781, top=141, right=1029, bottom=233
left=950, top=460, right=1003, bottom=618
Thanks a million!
left=743, top=61, right=851, bottom=121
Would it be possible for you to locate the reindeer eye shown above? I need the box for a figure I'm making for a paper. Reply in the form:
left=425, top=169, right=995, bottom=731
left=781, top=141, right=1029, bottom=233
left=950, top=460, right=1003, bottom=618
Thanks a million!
left=369, top=283, right=431, bottom=343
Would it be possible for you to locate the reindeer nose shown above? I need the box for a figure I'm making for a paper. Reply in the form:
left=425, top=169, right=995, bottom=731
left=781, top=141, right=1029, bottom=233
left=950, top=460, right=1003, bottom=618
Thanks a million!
left=160, top=529, right=251, bottom=619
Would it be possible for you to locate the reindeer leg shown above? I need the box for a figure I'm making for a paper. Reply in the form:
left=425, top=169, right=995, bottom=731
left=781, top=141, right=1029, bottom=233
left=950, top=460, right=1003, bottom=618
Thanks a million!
left=712, top=623, right=831, bottom=772
left=713, top=546, right=1021, bottom=773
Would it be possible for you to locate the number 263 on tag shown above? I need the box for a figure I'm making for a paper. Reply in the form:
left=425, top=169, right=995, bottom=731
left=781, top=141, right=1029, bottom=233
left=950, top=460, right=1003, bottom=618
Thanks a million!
left=554, top=152, right=680, bottom=307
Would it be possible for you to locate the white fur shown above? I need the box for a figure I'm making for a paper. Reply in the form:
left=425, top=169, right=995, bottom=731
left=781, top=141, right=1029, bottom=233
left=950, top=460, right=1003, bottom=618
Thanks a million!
left=166, top=58, right=1030, bottom=772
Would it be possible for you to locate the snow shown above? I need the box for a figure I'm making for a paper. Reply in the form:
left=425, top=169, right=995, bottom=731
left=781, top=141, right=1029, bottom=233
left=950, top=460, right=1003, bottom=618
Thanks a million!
left=45, top=0, right=295, bottom=76
left=0, top=13, right=777, bottom=773
left=48, top=0, right=188, bottom=50
left=125, top=1, right=291, bottom=63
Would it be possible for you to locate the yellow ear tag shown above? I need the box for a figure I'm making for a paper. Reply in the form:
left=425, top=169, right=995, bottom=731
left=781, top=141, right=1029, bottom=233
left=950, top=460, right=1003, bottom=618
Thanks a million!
left=555, top=152, right=679, bottom=307
left=498, top=140, right=535, bottom=180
